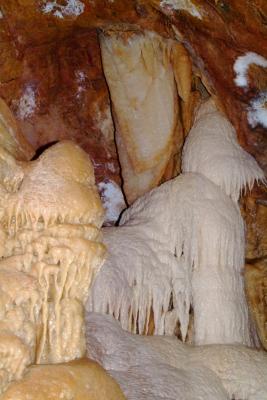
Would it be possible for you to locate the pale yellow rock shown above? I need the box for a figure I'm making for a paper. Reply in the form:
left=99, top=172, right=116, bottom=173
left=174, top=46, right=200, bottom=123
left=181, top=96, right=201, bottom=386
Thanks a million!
left=0, top=139, right=106, bottom=393
left=172, top=43, right=192, bottom=103
left=116, top=129, right=169, bottom=203
left=100, top=31, right=178, bottom=203
left=0, top=359, right=126, bottom=400
left=37, top=140, right=96, bottom=187
left=5, top=141, right=104, bottom=233
left=0, top=147, right=24, bottom=194
left=0, top=268, right=41, bottom=357
left=0, top=333, right=31, bottom=395
left=0, top=98, right=34, bottom=161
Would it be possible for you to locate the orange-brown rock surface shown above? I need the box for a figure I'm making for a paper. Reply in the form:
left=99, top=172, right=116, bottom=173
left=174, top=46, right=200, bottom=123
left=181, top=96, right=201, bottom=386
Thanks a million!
left=242, top=190, right=267, bottom=349
left=243, top=192, right=267, bottom=261
left=245, top=259, right=267, bottom=350
left=0, top=1, right=266, bottom=174
left=152, top=0, right=267, bottom=171
left=0, top=27, right=119, bottom=186
left=1, top=1, right=266, bottom=172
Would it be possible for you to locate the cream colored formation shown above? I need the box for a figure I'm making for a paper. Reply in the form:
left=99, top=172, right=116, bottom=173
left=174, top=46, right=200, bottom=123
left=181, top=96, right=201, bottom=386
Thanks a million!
left=86, top=99, right=267, bottom=399
left=87, top=312, right=267, bottom=400
left=1, top=359, right=125, bottom=400
left=100, top=31, right=194, bottom=204
left=88, top=99, right=264, bottom=347
left=87, top=32, right=267, bottom=398
left=0, top=100, right=126, bottom=399
left=0, top=140, right=105, bottom=366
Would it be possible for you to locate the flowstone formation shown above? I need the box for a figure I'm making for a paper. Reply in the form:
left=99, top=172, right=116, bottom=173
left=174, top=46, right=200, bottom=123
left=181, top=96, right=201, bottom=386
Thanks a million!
left=87, top=312, right=267, bottom=400
left=86, top=100, right=267, bottom=400
left=0, top=103, right=126, bottom=399
left=0, top=139, right=106, bottom=372
left=87, top=99, right=265, bottom=346
left=1, top=359, right=125, bottom=400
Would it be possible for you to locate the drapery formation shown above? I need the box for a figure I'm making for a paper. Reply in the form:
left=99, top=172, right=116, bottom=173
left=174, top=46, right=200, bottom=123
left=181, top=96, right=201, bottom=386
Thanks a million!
left=87, top=100, right=264, bottom=346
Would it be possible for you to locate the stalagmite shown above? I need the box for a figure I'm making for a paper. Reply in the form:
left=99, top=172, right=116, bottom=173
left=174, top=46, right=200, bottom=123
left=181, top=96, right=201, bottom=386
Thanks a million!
left=0, top=129, right=113, bottom=395
left=86, top=312, right=267, bottom=400
left=100, top=31, right=179, bottom=203
left=87, top=172, right=249, bottom=344
left=1, top=141, right=106, bottom=366
left=87, top=100, right=265, bottom=346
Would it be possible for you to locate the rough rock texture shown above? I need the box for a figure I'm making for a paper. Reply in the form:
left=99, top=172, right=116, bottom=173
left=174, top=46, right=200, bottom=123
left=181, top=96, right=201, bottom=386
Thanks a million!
left=0, top=28, right=119, bottom=186
left=0, top=22, right=127, bottom=224
left=0, top=1, right=266, bottom=170
left=245, top=259, right=267, bottom=350
left=243, top=194, right=267, bottom=261
left=242, top=193, right=267, bottom=348
left=155, top=1, right=267, bottom=155
left=0, top=99, right=34, bottom=161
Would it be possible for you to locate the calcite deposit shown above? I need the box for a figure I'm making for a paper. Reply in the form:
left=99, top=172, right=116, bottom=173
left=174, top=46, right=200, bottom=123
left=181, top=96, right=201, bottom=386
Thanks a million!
left=86, top=312, right=267, bottom=400
left=0, top=140, right=106, bottom=364
left=0, top=105, right=111, bottom=395
left=88, top=100, right=264, bottom=347
left=100, top=30, right=180, bottom=203
left=1, top=359, right=126, bottom=400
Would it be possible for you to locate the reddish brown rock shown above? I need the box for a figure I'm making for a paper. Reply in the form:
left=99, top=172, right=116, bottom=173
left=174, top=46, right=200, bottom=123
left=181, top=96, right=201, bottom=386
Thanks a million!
left=1, top=0, right=266, bottom=175
left=242, top=189, right=267, bottom=261
left=0, top=1, right=266, bottom=163
left=151, top=0, right=267, bottom=174
left=245, top=259, right=267, bottom=350
left=0, top=28, right=120, bottom=187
